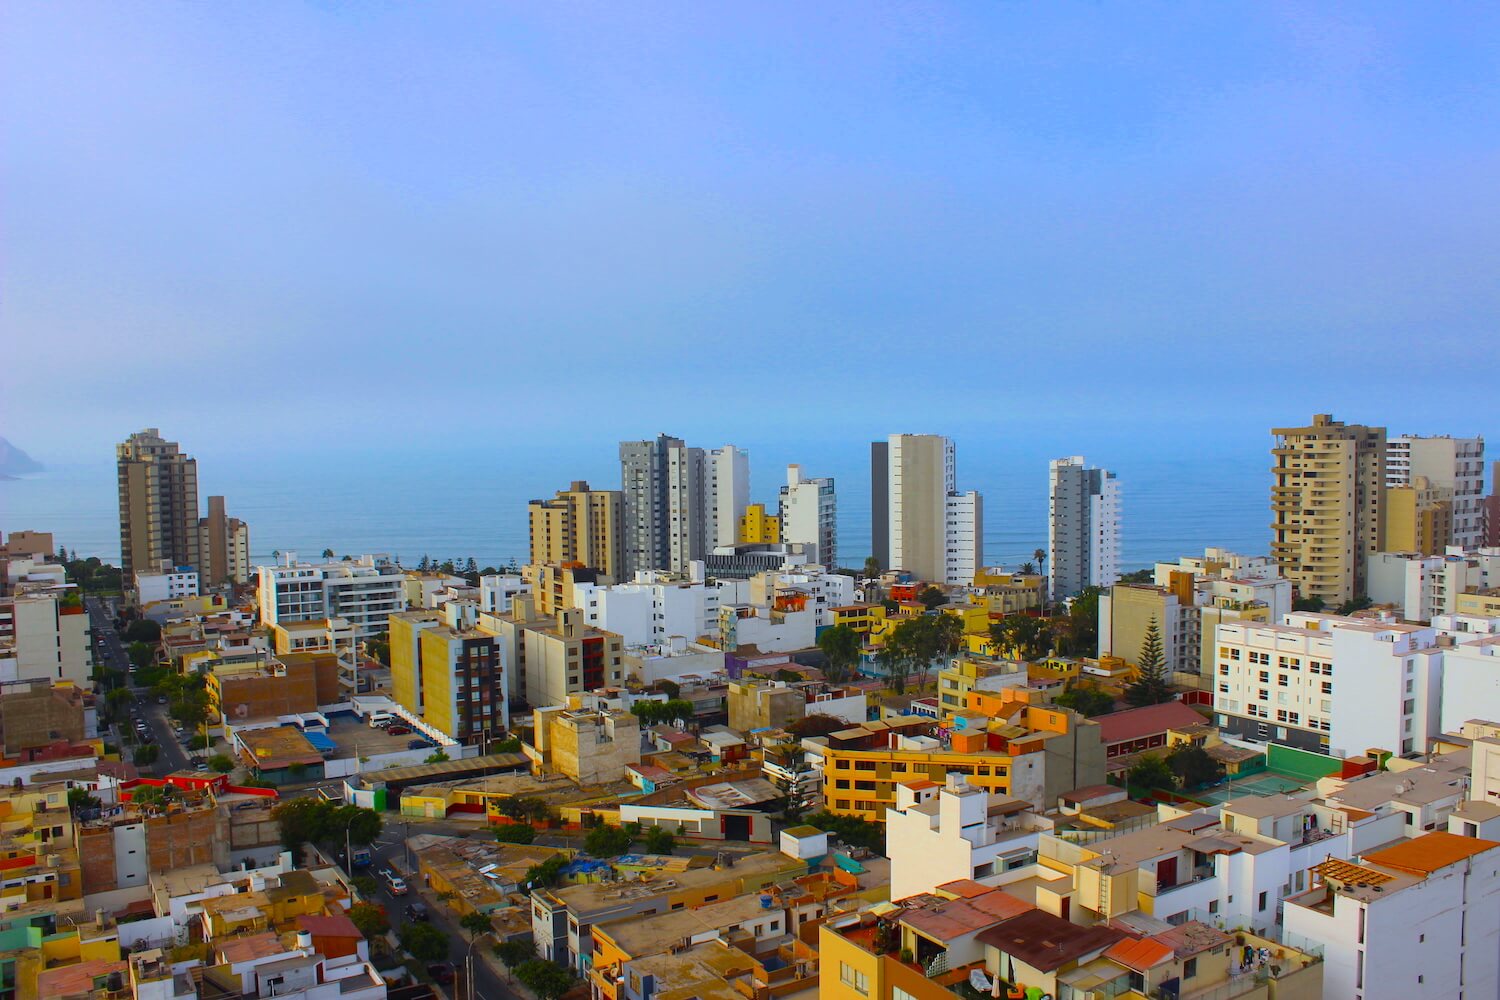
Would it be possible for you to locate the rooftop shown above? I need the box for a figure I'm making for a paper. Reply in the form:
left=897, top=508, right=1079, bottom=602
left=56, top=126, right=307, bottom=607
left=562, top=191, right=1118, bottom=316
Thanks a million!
left=543, top=850, right=801, bottom=914
left=1221, top=793, right=1316, bottom=820
left=898, top=888, right=1033, bottom=942
left=1095, top=702, right=1206, bottom=745
left=976, top=909, right=1125, bottom=973
left=596, top=893, right=775, bottom=956
left=237, top=727, right=323, bottom=771
left=1362, top=830, right=1500, bottom=875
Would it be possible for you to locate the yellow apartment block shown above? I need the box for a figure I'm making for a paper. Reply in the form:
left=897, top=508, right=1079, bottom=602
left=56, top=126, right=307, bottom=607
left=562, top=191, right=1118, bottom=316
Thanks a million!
left=389, top=609, right=444, bottom=717
left=936, top=656, right=1026, bottom=714
left=528, top=482, right=624, bottom=581
left=1382, top=476, right=1453, bottom=556
left=737, top=503, right=782, bottom=544
left=1457, top=590, right=1500, bottom=617
left=829, top=604, right=887, bottom=634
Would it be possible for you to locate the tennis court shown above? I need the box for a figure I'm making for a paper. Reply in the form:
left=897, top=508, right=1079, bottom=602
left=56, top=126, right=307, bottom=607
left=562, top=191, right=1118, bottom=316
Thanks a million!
left=1193, top=771, right=1310, bottom=804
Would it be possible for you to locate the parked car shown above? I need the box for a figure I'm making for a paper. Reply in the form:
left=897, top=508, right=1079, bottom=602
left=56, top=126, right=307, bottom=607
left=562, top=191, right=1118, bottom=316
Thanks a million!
left=426, top=964, right=455, bottom=984
left=380, top=869, right=408, bottom=895
left=407, top=739, right=429, bottom=750
left=387, top=725, right=411, bottom=736
left=405, top=901, right=429, bottom=922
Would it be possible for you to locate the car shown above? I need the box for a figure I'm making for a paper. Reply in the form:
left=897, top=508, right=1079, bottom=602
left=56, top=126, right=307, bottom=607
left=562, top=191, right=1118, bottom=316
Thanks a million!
left=387, top=725, right=411, bottom=736
left=194, top=762, right=209, bottom=771
left=407, top=739, right=429, bottom=750
left=405, top=902, right=429, bottom=922
left=426, top=964, right=455, bottom=985
left=380, top=869, right=408, bottom=895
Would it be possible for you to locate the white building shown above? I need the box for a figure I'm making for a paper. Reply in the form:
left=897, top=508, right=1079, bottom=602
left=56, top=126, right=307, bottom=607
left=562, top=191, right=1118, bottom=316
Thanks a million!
left=1048, top=456, right=1120, bottom=601
left=479, top=574, right=529, bottom=614
left=718, top=605, right=816, bottom=653
left=0, top=591, right=93, bottom=687
left=885, top=773, right=1045, bottom=900
left=1214, top=612, right=1442, bottom=758
left=943, top=490, right=983, bottom=587
left=1283, top=831, right=1500, bottom=1000
left=256, top=554, right=405, bottom=638
left=708, top=445, right=751, bottom=549
left=1154, top=547, right=1292, bottom=623
left=1437, top=626, right=1500, bottom=736
left=750, top=566, right=855, bottom=629
left=587, top=572, right=722, bottom=648
left=135, top=567, right=199, bottom=605
left=779, top=464, right=837, bottom=568
left=1368, top=548, right=1500, bottom=622
left=1387, top=435, right=1487, bottom=548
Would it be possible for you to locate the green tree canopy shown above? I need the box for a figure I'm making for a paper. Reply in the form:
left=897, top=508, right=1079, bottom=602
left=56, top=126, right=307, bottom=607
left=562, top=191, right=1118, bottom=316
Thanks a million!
left=399, top=922, right=448, bottom=963
left=494, top=824, right=537, bottom=845
left=1124, top=618, right=1173, bottom=708
left=804, top=811, right=883, bottom=852
left=1053, top=682, right=1115, bottom=718
left=1167, top=744, right=1224, bottom=790
left=1127, top=753, right=1175, bottom=791
left=460, top=911, right=493, bottom=939
left=990, top=614, right=1049, bottom=661
left=123, top=619, right=161, bottom=643
left=585, top=823, right=635, bottom=857
left=788, top=713, right=849, bottom=739
left=348, top=902, right=389, bottom=938
left=644, top=826, right=676, bottom=855
left=917, top=586, right=947, bottom=610
left=816, top=624, right=862, bottom=684
left=208, top=753, right=235, bottom=773
left=516, top=959, right=576, bottom=1000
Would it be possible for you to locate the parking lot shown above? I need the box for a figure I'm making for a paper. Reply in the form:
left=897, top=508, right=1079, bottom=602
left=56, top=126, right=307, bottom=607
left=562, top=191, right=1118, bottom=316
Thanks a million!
left=322, top=711, right=437, bottom=760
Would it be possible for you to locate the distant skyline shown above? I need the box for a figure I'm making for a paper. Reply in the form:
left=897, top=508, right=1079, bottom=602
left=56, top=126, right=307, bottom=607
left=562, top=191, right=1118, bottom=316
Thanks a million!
left=4, top=4, right=1499, bottom=459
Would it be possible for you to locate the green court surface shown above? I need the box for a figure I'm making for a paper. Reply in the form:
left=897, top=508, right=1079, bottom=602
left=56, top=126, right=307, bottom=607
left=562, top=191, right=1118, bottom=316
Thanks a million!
left=1192, top=772, right=1310, bottom=804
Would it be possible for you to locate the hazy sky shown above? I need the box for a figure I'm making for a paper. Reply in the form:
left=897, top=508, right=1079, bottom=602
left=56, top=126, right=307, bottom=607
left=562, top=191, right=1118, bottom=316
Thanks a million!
left=5, top=3, right=1498, bottom=464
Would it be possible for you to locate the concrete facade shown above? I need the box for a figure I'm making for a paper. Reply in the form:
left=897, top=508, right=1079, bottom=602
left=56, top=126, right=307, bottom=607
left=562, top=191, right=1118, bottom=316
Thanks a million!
left=1387, top=435, right=1486, bottom=549
left=1048, top=455, right=1120, bottom=601
left=117, top=428, right=199, bottom=581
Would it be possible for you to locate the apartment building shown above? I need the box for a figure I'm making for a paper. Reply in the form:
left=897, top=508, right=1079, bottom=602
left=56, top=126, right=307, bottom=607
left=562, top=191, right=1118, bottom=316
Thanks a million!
left=135, top=566, right=199, bottom=605
left=76, top=790, right=223, bottom=892
left=1271, top=413, right=1386, bottom=605
left=528, top=480, right=625, bottom=580
left=871, top=434, right=983, bottom=585
left=256, top=554, right=405, bottom=638
left=589, top=572, right=722, bottom=647
left=1283, top=832, right=1500, bottom=1000
left=1387, top=434, right=1486, bottom=549
left=1367, top=549, right=1496, bottom=621
left=708, top=445, right=751, bottom=549
left=388, top=609, right=444, bottom=715
left=519, top=608, right=625, bottom=708
left=526, top=703, right=639, bottom=784
left=418, top=625, right=508, bottom=739
left=1213, top=612, right=1441, bottom=758
left=479, top=573, right=528, bottom=614
left=749, top=565, right=855, bottom=629
left=1382, top=475, right=1455, bottom=556
left=1048, top=455, right=1120, bottom=601
left=198, top=494, right=251, bottom=586
left=779, top=464, right=836, bottom=567
left=0, top=591, right=93, bottom=687
left=885, top=773, right=1047, bottom=899
left=116, top=428, right=200, bottom=581
left=736, top=503, right=781, bottom=544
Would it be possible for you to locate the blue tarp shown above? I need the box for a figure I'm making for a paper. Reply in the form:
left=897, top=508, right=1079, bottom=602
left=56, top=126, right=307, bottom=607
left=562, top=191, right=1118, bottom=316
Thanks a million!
left=304, top=731, right=336, bottom=752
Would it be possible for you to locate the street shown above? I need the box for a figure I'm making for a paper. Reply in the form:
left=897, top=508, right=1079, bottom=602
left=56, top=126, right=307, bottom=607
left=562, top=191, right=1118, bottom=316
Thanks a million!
left=88, top=596, right=192, bottom=778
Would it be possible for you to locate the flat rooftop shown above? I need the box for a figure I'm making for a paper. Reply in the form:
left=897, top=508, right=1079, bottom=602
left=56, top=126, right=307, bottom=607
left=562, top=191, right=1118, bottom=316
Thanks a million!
left=596, top=893, right=774, bottom=956
left=543, top=850, right=801, bottom=914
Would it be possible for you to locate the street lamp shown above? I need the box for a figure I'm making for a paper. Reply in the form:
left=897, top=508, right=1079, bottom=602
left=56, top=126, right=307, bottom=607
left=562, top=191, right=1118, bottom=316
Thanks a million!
left=465, top=931, right=491, bottom=1000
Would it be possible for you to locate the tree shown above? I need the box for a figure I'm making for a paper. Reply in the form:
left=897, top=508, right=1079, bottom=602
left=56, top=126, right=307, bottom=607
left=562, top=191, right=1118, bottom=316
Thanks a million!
left=862, top=556, right=881, bottom=579
left=817, top=624, right=861, bottom=684
left=352, top=875, right=380, bottom=898
left=106, top=687, right=135, bottom=711
left=123, top=619, right=161, bottom=643
left=991, top=615, right=1049, bottom=661
left=1034, top=548, right=1047, bottom=589
left=1117, top=569, right=1153, bottom=584
left=788, top=713, right=849, bottom=739
left=1019, top=562, right=1036, bottom=575
left=494, top=823, right=537, bottom=845
left=68, top=787, right=101, bottom=815
left=208, top=753, right=235, bottom=773
left=365, top=638, right=390, bottom=666
left=132, top=745, right=160, bottom=765
left=425, top=751, right=450, bottom=763
left=494, top=939, right=535, bottom=969
left=1124, top=618, right=1173, bottom=707
left=663, top=699, right=694, bottom=724
left=399, top=922, right=449, bottom=963
left=1053, top=682, right=1115, bottom=718
left=525, top=854, right=568, bottom=888
left=585, top=824, right=635, bottom=857
left=131, top=785, right=173, bottom=807
left=644, top=826, right=676, bottom=855
left=322, top=548, right=336, bottom=559
left=349, top=902, right=389, bottom=938
left=1292, top=596, right=1325, bottom=612
left=1058, top=586, right=1103, bottom=656
left=657, top=679, right=681, bottom=700
left=516, top=959, right=577, bottom=1000
left=630, top=700, right=664, bottom=726
left=127, top=642, right=156, bottom=670
left=1337, top=595, right=1373, bottom=616
left=460, top=911, right=493, bottom=939
left=1167, top=744, right=1224, bottom=790
left=1127, top=753, right=1176, bottom=791
left=876, top=638, right=912, bottom=695
left=917, top=586, right=946, bottom=610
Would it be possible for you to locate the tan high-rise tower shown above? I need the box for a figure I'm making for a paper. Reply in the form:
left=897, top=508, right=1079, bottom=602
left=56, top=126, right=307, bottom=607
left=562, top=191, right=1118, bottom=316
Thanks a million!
left=527, top=481, right=624, bottom=580
left=1271, top=414, right=1385, bottom=605
left=116, top=429, right=200, bottom=581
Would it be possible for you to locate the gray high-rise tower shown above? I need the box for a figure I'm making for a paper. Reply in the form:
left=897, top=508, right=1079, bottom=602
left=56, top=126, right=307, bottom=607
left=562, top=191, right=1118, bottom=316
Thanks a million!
left=620, top=434, right=708, bottom=576
left=1047, top=456, right=1120, bottom=601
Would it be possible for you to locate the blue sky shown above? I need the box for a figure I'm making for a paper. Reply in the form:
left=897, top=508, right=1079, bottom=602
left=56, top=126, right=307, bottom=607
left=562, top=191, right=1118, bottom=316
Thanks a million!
left=4, top=3, right=1498, bottom=464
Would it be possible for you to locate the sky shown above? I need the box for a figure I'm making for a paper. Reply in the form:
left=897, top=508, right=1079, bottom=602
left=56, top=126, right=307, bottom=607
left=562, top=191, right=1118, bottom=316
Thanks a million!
left=4, top=3, right=1498, bottom=466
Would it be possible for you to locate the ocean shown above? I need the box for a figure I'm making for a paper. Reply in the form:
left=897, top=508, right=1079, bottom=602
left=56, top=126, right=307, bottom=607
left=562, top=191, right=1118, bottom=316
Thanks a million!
left=0, top=439, right=1271, bottom=574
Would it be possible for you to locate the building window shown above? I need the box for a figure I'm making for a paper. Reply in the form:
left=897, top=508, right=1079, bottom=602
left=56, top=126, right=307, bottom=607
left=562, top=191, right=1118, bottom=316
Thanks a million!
left=840, top=963, right=869, bottom=995
left=1183, top=958, right=1197, bottom=979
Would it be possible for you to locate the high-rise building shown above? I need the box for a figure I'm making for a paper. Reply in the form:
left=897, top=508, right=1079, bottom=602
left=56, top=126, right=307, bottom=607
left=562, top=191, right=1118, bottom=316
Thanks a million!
left=116, top=429, right=199, bottom=581
left=707, top=445, right=750, bottom=549
left=256, top=554, right=405, bottom=639
left=620, top=434, right=707, bottom=576
left=870, top=441, right=890, bottom=570
left=779, top=464, right=836, bottom=567
left=527, top=481, right=624, bottom=580
left=1485, top=461, right=1500, bottom=547
left=1386, top=435, right=1485, bottom=548
left=1047, top=456, right=1120, bottom=601
left=1381, top=476, right=1453, bottom=556
left=197, top=495, right=251, bottom=587
left=871, top=434, right=982, bottom=585
left=1271, top=414, right=1386, bottom=606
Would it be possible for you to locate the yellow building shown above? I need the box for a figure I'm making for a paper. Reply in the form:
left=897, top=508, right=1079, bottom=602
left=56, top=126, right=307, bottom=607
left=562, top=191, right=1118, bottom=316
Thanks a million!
left=419, top=626, right=506, bottom=741
left=737, top=503, right=782, bottom=544
left=528, top=481, right=624, bottom=580
left=829, top=604, right=887, bottom=634
left=1382, top=475, right=1453, bottom=556
left=389, top=609, right=444, bottom=717
left=936, top=656, right=1026, bottom=714
left=1271, top=413, right=1386, bottom=605
left=1457, top=590, right=1500, bottom=617
left=969, top=570, right=1045, bottom=616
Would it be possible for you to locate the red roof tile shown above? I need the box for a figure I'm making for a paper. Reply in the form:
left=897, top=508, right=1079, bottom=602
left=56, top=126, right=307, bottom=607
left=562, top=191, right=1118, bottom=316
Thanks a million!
left=1096, top=702, right=1205, bottom=746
